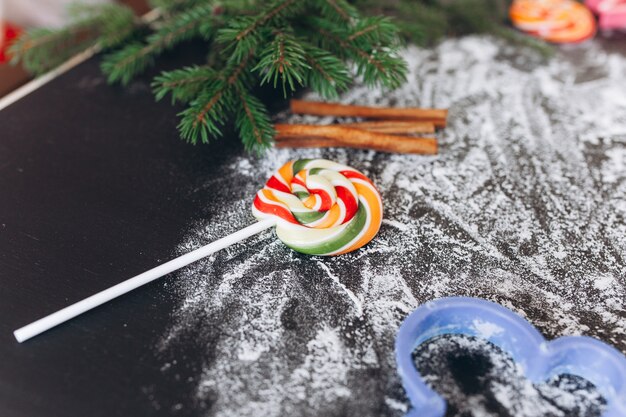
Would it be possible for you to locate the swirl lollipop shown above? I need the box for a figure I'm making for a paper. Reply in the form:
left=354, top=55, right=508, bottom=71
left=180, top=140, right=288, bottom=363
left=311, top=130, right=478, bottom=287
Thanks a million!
left=14, top=159, right=383, bottom=342
left=253, top=159, right=382, bottom=256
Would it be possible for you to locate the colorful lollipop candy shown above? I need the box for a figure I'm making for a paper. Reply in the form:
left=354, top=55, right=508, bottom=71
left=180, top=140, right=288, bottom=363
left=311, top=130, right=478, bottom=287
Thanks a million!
left=14, top=159, right=383, bottom=342
left=252, top=159, right=383, bottom=256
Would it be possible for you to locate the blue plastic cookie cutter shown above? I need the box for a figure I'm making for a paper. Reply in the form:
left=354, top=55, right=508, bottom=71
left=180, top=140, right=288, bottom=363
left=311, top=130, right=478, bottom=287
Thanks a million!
left=395, top=296, right=626, bottom=417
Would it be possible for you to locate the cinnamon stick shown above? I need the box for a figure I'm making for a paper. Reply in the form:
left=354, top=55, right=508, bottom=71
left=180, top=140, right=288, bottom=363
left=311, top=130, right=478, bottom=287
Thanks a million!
left=290, top=99, right=448, bottom=127
left=274, top=124, right=438, bottom=155
left=341, top=120, right=435, bottom=134
left=275, top=137, right=340, bottom=149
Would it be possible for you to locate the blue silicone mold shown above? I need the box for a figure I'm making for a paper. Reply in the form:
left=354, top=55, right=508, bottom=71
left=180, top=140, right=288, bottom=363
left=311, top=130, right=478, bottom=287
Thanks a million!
left=395, top=297, right=626, bottom=417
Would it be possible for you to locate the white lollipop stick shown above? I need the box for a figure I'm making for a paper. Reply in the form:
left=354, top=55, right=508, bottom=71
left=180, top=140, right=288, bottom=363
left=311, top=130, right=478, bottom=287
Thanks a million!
left=13, top=218, right=276, bottom=343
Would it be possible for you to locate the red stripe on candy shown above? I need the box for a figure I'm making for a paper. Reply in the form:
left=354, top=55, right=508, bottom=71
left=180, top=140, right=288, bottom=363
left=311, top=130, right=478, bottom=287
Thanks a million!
left=340, top=170, right=373, bottom=185
left=308, top=188, right=332, bottom=211
left=335, top=186, right=358, bottom=223
left=266, top=176, right=291, bottom=193
left=291, top=176, right=306, bottom=188
left=253, top=195, right=299, bottom=224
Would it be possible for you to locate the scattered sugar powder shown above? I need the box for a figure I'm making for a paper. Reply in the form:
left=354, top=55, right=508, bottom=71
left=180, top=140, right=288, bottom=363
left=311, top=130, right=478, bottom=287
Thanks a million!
left=154, top=36, right=626, bottom=416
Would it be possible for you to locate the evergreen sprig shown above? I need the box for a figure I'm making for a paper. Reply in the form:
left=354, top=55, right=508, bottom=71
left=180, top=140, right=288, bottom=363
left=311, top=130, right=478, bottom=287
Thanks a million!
left=355, top=0, right=553, bottom=56
left=153, top=65, right=217, bottom=103
left=10, top=0, right=408, bottom=153
left=9, top=0, right=553, bottom=153
left=317, top=0, right=357, bottom=22
left=302, top=44, right=350, bottom=99
left=254, top=31, right=309, bottom=96
left=8, top=3, right=135, bottom=74
left=102, top=3, right=218, bottom=84
left=235, top=85, right=275, bottom=150
left=177, top=51, right=252, bottom=145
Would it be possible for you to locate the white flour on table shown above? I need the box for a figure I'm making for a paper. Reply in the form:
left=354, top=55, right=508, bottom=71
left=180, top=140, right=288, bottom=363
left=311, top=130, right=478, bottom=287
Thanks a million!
left=155, top=36, right=626, bottom=416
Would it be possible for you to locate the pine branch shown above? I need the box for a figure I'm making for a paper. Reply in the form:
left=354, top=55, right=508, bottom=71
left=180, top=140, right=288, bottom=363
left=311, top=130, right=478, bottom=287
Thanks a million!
left=234, top=0, right=295, bottom=40
left=178, top=53, right=253, bottom=144
left=302, top=43, right=350, bottom=99
left=12, top=0, right=412, bottom=152
left=316, top=0, right=357, bottom=23
left=494, top=26, right=553, bottom=57
left=318, top=26, right=407, bottom=89
left=101, top=3, right=218, bottom=85
left=234, top=85, right=275, bottom=152
left=356, top=48, right=407, bottom=89
left=100, top=43, right=153, bottom=85
left=9, top=3, right=135, bottom=75
left=354, top=0, right=553, bottom=56
left=347, top=16, right=398, bottom=47
left=394, top=2, right=448, bottom=45
left=153, top=65, right=217, bottom=103
left=253, top=31, right=309, bottom=96
left=178, top=82, right=231, bottom=144
left=148, top=0, right=208, bottom=13
left=217, top=0, right=299, bottom=62
left=68, top=3, right=136, bottom=48
left=8, top=27, right=90, bottom=74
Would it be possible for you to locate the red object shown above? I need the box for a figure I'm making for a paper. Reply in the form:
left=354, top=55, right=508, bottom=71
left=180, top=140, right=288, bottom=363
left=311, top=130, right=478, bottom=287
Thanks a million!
left=0, top=22, right=22, bottom=64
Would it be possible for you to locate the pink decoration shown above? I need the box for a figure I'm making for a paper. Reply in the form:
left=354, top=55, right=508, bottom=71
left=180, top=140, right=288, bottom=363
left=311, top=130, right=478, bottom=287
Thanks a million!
left=586, top=0, right=626, bottom=30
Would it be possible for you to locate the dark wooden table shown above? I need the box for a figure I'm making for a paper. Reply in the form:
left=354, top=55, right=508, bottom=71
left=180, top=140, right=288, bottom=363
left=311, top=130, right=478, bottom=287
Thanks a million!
left=1, top=37, right=625, bottom=417
left=0, top=44, right=241, bottom=416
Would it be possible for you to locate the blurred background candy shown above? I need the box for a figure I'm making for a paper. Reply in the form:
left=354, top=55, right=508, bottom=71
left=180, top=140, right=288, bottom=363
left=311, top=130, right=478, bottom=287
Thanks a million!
left=510, top=0, right=597, bottom=43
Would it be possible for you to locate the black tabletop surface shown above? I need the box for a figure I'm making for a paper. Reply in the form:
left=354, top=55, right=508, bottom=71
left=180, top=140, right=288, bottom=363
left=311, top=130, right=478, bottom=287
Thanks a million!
left=0, top=43, right=242, bottom=416
left=1, top=36, right=625, bottom=417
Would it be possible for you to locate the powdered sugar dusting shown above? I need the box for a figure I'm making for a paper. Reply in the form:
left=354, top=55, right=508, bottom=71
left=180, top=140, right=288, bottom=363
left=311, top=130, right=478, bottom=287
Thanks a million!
left=155, top=36, right=626, bottom=415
